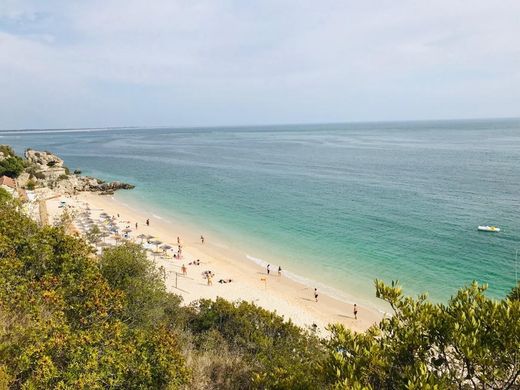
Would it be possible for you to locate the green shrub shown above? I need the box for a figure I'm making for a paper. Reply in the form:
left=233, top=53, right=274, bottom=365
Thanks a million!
left=0, top=145, right=16, bottom=157
left=0, top=201, right=190, bottom=388
left=0, top=187, right=11, bottom=203
left=0, top=156, right=24, bottom=178
left=26, top=180, right=36, bottom=190
left=324, top=280, right=520, bottom=389
left=58, top=174, right=69, bottom=181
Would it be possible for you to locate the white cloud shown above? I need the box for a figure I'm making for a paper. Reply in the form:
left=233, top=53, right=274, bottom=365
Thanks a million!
left=0, top=0, right=519, bottom=128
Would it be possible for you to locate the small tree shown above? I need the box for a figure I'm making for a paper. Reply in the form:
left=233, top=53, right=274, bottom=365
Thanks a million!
left=0, top=156, right=24, bottom=178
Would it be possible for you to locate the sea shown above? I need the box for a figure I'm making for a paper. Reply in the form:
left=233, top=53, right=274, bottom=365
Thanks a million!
left=2, top=118, right=519, bottom=308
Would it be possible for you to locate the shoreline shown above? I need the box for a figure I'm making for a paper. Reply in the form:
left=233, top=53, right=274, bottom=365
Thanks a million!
left=48, top=191, right=386, bottom=333
left=115, top=190, right=389, bottom=312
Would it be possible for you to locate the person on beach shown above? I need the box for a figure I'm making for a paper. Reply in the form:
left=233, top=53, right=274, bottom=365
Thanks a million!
left=207, top=275, right=213, bottom=286
left=353, top=304, right=358, bottom=320
left=267, top=264, right=270, bottom=275
left=200, top=235, right=205, bottom=244
left=146, top=218, right=150, bottom=226
left=135, top=222, right=138, bottom=229
left=218, top=279, right=232, bottom=284
left=181, top=264, right=187, bottom=276
left=314, top=288, right=318, bottom=302
left=177, top=236, right=180, bottom=244
left=278, top=266, right=282, bottom=276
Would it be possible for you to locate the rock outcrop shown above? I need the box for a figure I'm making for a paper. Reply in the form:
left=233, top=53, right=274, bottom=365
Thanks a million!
left=25, top=149, right=67, bottom=181
left=22, top=148, right=134, bottom=195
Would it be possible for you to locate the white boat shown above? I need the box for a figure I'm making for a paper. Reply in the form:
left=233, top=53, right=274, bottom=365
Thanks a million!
left=477, top=225, right=500, bottom=232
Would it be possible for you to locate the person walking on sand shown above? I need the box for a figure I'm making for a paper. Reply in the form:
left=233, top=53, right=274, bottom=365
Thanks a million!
left=146, top=218, right=150, bottom=226
left=278, top=266, right=282, bottom=276
left=181, top=264, right=187, bottom=276
left=207, top=275, right=213, bottom=286
left=200, top=235, right=205, bottom=244
left=314, top=288, right=318, bottom=302
left=353, top=304, right=358, bottom=320
left=267, top=264, right=270, bottom=275
left=135, top=222, right=138, bottom=229
left=177, top=236, right=180, bottom=244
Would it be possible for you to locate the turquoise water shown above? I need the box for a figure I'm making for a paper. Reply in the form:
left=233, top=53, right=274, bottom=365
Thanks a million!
left=2, top=119, right=519, bottom=305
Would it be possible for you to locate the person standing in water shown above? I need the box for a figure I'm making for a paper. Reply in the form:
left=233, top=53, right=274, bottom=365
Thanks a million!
left=146, top=218, right=150, bottom=226
left=267, top=264, right=270, bottom=275
left=353, top=304, right=358, bottom=320
left=314, top=288, right=318, bottom=302
left=200, top=235, right=205, bottom=244
left=278, top=266, right=282, bottom=276
left=135, top=222, right=138, bottom=229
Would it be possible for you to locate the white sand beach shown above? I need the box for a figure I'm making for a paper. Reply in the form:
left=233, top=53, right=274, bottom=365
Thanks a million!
left=45, top=191, right=385, bottom=334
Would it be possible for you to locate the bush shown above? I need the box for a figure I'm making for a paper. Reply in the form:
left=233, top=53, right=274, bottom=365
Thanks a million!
left=0, top=145, right=16, bottom=157
left=0, top=188, right=11, bottom=203
left=324, top=280, right=520, bottom=389
left=0, top=156, right=24, bottom=178
left=26, top=180, right=36, bottom=190
left=34, top=171, right=46, bottom=180
left=64, top=166, right=70, bottom=175
left=0, top=202, right=190, bottom=388
left=58, top=174, right=69, bottom=181
left=73, top=169, right=82, bottom=175
left=188, top=298, right=327, bottom=388
left=47, top=161, right=57, bottom=167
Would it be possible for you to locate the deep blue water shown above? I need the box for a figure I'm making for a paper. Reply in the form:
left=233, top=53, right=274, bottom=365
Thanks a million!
left=2, top=119, right=519, bottom=305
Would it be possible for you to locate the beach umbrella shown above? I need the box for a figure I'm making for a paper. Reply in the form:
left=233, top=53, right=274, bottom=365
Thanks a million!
left=146, top=235, right=155, bottom=240
left=122, top=228, right=132, bottom=233
left=150, top=240, right=162, bottom=251
left=160, top=244, right=173, bottom=251
left=137, top=233, right=147, bottom=243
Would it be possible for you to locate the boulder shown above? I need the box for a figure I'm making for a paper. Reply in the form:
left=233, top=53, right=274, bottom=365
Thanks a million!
left=25, top=150, right=64, bottom=168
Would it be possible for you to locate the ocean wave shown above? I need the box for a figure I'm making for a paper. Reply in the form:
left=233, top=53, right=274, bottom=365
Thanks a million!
left=245, top=254, right=388, bottom=314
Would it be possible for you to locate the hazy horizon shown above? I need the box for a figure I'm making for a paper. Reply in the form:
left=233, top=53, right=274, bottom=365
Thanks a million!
left=1, top=116, right=519, bottom=133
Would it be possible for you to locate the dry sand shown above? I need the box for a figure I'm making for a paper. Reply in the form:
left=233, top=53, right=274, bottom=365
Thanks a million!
left=46, top=191, right=386, bottom=334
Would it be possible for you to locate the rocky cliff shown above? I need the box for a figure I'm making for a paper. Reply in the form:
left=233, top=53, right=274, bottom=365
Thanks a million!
left=21, top=148, right=135, bottom=195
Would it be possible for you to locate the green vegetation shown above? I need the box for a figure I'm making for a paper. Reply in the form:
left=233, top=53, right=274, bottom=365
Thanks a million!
left=509, top=281, right=520, bottom=301
left=0, top=145, right=17, bottom=158
left=58, top=173, right=69, bottom=181
left=0, top=156, right=24, bottom=178
left=0, top=188, right=11, bottom=203
left=25, top=180, right=36, bottom=190
left=325, top=281, right=520, bottom=389
left=0, top=198, right=518, bottom=389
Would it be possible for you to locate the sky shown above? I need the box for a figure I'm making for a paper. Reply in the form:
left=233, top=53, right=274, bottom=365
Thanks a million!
left=0, top=0, right=519, bottom=129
